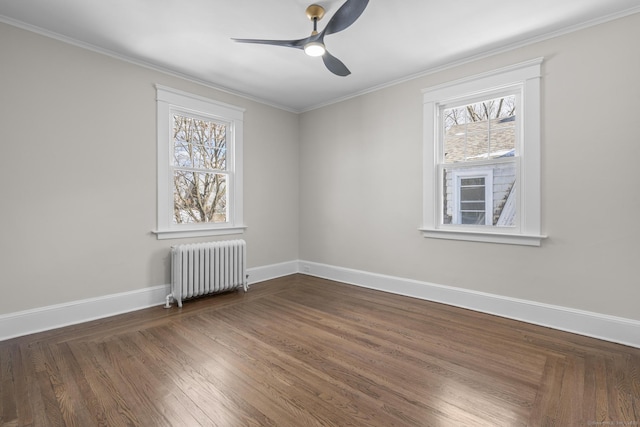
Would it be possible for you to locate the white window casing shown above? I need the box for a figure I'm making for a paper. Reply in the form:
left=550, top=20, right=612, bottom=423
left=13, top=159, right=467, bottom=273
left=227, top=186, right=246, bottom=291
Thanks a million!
left=153, top=85, right=246, bottom=240
left=421, top=58, right=546, bottom=246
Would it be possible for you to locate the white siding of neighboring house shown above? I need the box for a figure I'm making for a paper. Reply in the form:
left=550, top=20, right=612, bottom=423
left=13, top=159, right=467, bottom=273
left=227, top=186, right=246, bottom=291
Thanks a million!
left=443, top=162, right=515, bottom=225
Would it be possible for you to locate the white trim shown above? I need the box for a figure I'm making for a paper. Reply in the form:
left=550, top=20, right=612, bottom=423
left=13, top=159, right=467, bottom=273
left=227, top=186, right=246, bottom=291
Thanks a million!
left=4, top=260, right=638, bottom=348
left=155, top=85, right=245, bottom=240
left=247, top=261, right=299, bottom=285
left=0, top=260, right=300, bottom=341
left=419, top=227, right=546, bottom=246
left=152, top=226, right=247, bottom=240
left=0, top=285, right=169, bottom=341
left=422, top=57, right=543, bottom=98
left=297, top=260, right=640, bottom=349
left=423, top=58, right=542, bottom=246
left=155, top=85, right=246, bottom=118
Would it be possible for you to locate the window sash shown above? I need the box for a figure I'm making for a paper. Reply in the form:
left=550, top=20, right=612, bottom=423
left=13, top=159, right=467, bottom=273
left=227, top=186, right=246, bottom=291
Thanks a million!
left=436, top=87, right=521, bottom=231
left=441, top=94, right=517, bottom=165
left=172, top=170, right=228, bottom=224
left=172, top=113, right=229, bottom=171
left=168, top=109, right=235, bottom=228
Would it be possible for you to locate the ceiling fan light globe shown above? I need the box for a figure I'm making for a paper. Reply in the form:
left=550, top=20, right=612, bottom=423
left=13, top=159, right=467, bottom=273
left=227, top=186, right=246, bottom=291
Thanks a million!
left=304, top=42, right=326, bottom=57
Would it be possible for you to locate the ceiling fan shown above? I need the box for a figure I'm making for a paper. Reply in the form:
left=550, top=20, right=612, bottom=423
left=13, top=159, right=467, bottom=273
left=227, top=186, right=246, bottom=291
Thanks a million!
left=231, top=0, right=369, bottom=76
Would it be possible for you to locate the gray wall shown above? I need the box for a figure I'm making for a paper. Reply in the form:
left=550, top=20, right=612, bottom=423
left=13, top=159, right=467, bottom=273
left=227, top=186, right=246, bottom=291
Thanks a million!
left=2, top=12, right=639, bottom=324
left=299, top=13, right=640, bottom=321
left=0, top=23, right=299, bottom=315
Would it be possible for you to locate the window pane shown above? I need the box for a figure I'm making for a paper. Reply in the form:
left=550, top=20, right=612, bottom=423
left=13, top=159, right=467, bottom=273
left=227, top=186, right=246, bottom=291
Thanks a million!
left=443, top=95, right=516, bottom=164
left=494, top=167, right=517, bottom=227
left=460, top=176, right=486, bottom=224
left=461, top=177, right=484, bottom=186
left=173, top=171, right=227, bottom=224
left=460, top=201, right=486, bottom=210
left=463, top=123, right=489, bottom=161
left=442, top=168, right=452, bottom=224
left=461, top=212, right=486, bottom=225
left=443, top=106, right=466, bottom=133
left=489, top=117, right=516, bottom=159
left=460, top=186, right=485, bottom=202
left=173, top=115, right=227, bottom=170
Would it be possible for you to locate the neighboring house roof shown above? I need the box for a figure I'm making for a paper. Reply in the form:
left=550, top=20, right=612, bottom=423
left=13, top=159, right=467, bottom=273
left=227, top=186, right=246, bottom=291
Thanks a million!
left=444, top=116, right=516, bottom=163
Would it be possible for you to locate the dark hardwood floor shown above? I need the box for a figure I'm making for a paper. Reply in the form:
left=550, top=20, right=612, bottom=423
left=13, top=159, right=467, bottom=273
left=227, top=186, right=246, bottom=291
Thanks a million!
left=1, top=274, right=639, bottom=426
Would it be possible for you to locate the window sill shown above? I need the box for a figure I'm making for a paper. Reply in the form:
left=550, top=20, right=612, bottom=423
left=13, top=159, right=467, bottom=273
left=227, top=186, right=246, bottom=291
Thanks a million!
left=152, top=226, right=246, bottom=240
left=419, top=227, right=546, bottom=246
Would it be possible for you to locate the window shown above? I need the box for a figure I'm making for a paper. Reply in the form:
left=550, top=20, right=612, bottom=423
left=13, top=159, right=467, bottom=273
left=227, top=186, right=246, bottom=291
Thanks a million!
left=154, top=85, right=245, bottom=239
left=421, top=58, right=544, bottom=246
left=451, top=170, right=493, bottom=226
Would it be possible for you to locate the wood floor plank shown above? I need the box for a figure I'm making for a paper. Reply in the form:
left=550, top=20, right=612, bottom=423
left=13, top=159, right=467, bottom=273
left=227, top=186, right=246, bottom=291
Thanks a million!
left=67, top=341, right=143, bottom=426
left=93, top=339, right=176, bottom=426
left=14, top=342, right=45, bottom=427
left=631, top=354, right=640, bottom=420
left=144, top=326, right=280, bottom=426
left=0, top=274, right=639, bottom=426
left=269, top=288, right=547, bottom=388
left=35, top=341, right=95, bottom=427
left=162, top=319, right=361, bottom=427
left=191, top=308, right=408, bottom=426
left=216, top=297, right=527, bottom=425
left=118, top=331, right=246, bottom=427
left=0, top=344, right=17, bottom=426
left=260, top=292, right=539, bottom=404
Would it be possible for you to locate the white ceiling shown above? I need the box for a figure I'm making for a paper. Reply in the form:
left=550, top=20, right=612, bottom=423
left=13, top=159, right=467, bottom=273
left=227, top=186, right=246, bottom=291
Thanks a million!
left=1, top=0, right=639, bottom=112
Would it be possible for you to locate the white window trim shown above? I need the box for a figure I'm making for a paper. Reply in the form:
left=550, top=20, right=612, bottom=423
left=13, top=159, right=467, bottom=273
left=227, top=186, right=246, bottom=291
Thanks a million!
left=451, top=169, right=493, bottom=226
left=420, top=58, right=546, bottom=246
left=152, top=85, right=246, bottom=240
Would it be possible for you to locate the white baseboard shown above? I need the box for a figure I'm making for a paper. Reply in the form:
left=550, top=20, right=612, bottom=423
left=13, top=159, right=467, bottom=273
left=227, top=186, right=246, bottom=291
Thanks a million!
left=3, top=259, right=638, bottom=349
left=247, top=261, right=299, bottom=285
left=298, top=260, right=640, bottom=349
left=0, top=285, right=170, bottom=341
left=0, top=260, right=300, bottom=342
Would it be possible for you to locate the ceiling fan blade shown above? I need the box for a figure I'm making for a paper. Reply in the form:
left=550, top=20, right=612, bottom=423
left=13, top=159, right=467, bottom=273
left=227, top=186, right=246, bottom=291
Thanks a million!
left=323, top=0, right=369, bottom=36
left=322, top=51, right=351, bottom=76
left=231, top=37, right=308, bottom=49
